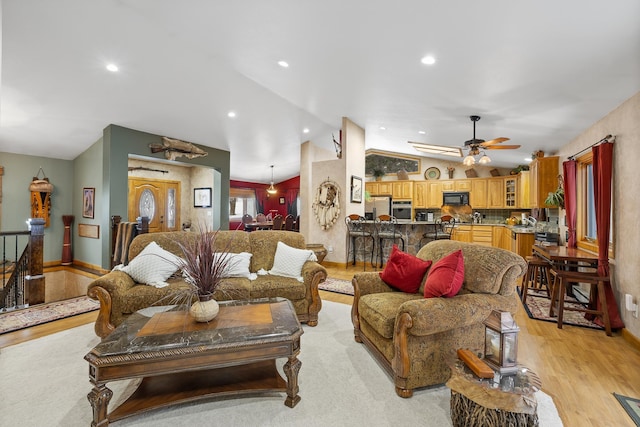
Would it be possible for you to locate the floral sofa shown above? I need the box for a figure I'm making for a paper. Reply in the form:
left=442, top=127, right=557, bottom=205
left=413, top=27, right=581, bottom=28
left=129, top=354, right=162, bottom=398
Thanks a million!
left=88, top=230, right=327, bottom=338
left=351, top=240, right=527, bottom=397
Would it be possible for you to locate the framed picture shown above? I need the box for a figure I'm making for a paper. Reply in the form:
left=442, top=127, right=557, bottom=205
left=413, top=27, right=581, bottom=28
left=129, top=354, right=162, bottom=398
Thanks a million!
left=279, top=197, right=286, bottom=205
left=194, top=187, right=212, bottom=208
left=82, top=187, right=95, bottom=218
left=351, top=175, right=363, bottom=203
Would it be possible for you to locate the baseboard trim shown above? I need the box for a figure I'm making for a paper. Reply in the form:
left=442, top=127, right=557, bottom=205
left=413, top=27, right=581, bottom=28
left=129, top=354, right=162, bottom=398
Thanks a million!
left=621, top=328, right=640, bottom=352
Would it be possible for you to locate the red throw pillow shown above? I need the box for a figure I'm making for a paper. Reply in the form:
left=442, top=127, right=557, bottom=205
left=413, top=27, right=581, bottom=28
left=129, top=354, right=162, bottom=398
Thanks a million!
left=423, top=249, right=464, bottom=298
left=379, top=245, right=432, bottom=293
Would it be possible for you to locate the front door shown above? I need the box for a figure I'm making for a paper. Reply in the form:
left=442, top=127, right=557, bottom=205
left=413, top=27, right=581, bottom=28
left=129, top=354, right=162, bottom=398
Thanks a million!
left=128, top=178, right=180, bottom=233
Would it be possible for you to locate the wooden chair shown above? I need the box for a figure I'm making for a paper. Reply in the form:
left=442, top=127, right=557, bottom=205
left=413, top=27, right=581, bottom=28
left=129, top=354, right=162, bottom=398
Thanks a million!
left=284, top=214, right=295, bottom=231
left=272, top=214, right=284, bottom=230
left=294, top=215, right=300, bottom=232
left=548, top=265, right=612, bottom=336
left=521, top=255, right=552, bottom=304
left=374, top=214, right=405, bottom=267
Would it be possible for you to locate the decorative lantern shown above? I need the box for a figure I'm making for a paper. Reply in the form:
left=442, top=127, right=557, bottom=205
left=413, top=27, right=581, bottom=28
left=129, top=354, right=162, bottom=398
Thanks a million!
left=29, top=167, right=54, bottom=227
left=483, top=310, right=520, bottom=375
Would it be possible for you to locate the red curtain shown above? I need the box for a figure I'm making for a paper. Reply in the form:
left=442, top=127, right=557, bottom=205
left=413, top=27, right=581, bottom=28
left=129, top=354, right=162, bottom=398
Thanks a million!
left=285, top=188, right=299, bottom=216
left=591, top=142, right=623, bottom=328
left=563, top=160, right=577, bottom=247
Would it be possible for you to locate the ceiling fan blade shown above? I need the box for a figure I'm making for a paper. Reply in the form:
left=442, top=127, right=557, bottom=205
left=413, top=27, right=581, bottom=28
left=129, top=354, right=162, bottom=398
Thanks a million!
left=485, top=144, right=521, bottom=150
left=480, top=137, right=510, bottom=147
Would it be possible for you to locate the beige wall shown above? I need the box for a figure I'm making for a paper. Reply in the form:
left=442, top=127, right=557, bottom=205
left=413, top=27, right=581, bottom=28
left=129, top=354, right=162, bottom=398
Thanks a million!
left=556, top=91, right=640, bottom=339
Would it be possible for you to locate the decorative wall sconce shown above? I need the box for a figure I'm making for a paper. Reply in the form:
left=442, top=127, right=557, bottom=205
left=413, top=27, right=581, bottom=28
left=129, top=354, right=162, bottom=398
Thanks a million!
left=483, top=310, right=520, bottom=375
left=29, top=167, right=54, bottom=227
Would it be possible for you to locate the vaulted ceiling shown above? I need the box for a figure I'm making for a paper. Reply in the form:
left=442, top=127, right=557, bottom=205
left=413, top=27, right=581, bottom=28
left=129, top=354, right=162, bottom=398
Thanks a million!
left=1, top=1, right=638, bottom=183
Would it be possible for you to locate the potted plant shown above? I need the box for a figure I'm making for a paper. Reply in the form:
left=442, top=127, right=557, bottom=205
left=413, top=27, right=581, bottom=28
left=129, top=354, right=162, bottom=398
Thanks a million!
left=544, top=187, right=565, bottom=209
left=372, top=169, right=386, bottom=181
left=173, top=225, right=233, bottom=322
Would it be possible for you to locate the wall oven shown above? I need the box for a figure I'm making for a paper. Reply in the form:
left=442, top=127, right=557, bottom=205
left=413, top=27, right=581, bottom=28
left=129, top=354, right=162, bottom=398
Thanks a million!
left=391, top=200, right=412, bottom=220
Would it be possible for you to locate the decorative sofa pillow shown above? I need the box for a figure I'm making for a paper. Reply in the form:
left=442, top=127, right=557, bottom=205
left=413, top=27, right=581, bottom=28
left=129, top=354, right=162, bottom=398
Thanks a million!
left=269, top=241, right=317, bottom=282
left=119, top=241, right=183, bottom=288
left=423, top=249, right=464, bottom=298
left=379, top=244, right=432, bottom=293
left=216, top=252, right=256, bottom=279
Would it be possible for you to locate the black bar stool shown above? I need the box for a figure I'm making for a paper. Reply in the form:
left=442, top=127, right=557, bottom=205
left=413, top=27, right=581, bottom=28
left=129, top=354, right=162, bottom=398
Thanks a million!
left=345, top=214, right=375, bottom=270
left=374, top=215, right=405, bottom=268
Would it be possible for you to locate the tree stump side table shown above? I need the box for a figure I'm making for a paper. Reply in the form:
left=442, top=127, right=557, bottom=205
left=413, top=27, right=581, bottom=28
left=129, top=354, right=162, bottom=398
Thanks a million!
left=446, top=362, right=540, bottom=427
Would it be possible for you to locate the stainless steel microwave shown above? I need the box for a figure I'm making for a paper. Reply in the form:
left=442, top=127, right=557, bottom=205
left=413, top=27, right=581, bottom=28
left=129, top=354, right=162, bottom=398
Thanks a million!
left=443, top=192, right=470, bottom=206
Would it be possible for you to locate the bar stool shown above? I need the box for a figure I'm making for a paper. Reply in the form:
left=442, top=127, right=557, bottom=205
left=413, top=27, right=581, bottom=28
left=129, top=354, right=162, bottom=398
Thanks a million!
left=548, top=267, right=612, bottom=336
left=521, top=255, right=552, bottom=304
left=374, top=215, right=405, bottom=268
left=345, top=214, right=375, bottom=270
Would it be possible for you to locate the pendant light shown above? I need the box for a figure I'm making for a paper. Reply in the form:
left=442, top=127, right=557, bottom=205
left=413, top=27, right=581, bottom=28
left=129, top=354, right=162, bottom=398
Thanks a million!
left=266, top=165, right=277, bottom=195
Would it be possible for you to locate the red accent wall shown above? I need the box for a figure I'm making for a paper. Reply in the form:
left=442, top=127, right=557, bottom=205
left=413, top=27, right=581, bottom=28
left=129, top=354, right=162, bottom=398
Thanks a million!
left=229, top=176, right=300, bottom=230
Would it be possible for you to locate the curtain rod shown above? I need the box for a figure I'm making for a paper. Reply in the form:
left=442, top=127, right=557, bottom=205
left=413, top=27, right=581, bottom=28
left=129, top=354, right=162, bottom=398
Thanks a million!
left=567, top=135, right=615, bottom=160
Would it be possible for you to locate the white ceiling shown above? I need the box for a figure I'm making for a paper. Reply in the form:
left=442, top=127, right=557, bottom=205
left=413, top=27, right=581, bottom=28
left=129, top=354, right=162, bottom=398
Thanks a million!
left=1, top=1, right=639, bottom=183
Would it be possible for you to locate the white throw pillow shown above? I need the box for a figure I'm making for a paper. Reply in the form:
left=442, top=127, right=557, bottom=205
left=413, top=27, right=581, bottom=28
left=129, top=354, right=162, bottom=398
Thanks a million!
left=217, top=252, right=254, bottom=279
left=269, top=241, right=317, bottom=282
left=121, top=241, right=183, bottom=288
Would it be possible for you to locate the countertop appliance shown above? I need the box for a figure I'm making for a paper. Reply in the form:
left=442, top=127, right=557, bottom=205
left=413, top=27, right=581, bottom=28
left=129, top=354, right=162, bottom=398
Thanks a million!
left=443, top=192, right=470, bottom=206
left=391, top=200, right=412, bottom=220
left=364, top=196, right=391, bottom=220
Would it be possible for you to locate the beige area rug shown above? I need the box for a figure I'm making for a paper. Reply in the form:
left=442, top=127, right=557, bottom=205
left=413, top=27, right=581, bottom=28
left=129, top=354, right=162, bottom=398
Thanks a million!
left=319, top=277, right=354, bottom=295
left=0, top=301, right=563, bottom=426
left=0, top=296, right=99, bottom=334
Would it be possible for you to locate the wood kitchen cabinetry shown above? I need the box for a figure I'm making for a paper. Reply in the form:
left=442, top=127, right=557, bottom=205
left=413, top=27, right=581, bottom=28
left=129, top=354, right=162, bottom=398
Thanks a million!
left=518, top=171, right=530, bottom=209
left=365, top=181, right=392, bottom=196
left=414, top=181, right=428, bottom=208
left=470, top=179, right=488, bottom=208
left=426, top=181, right=443, bottom=208
left=512, top=231, right=535, bottom=258
left=486, top=178, right=505, bottom=208
left=529, top=156, right=559, bottom=208
left=392, top=180, right=414, bottom=200
left=471, top=225, right=493, bottom=247
left=452, top=225, right=472, bottom=242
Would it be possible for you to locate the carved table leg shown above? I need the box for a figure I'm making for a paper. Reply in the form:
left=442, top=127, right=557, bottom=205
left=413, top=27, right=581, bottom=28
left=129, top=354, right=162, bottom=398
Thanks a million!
left=283, top=354, right=302, bottom=408
left=88, top=384, right=113, bottom=427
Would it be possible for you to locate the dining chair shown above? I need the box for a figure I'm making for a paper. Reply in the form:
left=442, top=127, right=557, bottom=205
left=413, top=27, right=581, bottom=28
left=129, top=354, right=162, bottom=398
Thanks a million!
left=272, top=214, right=284, bottom=230
left=242, top=214, right=254, bottom=231
left=256, top=213, right=267, bottom=223
left=284, top=214, right=295, bottom=231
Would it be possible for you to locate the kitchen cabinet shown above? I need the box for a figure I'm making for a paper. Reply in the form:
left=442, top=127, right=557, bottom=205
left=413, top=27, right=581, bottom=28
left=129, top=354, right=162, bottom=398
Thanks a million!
left=392, top=180, right=414, bottom=200
left=518, top=171, right=531, bottom=209
left=470, top=179, right=488, bottom=208
left=487, top=178, right=505, bottom=208
left=512, top=231, right=535, bottom=258
left=440, top=180, right=455, bottom=192
left=492, top=226, right=512, bottom=251
left=452, top=225, right=472, bottom=243
left=471, top=225, right=493, bottom=247
left=366, top=181, right=392, bottom=196
left=455, top=179, right=471, bottom=191
left=414, top=181, right=428, bottom=208
left=530, top=156, right=559, bottom=208
left=505, top=176, right=517, bottom=208
left=426, top=181, right=443, bottom=208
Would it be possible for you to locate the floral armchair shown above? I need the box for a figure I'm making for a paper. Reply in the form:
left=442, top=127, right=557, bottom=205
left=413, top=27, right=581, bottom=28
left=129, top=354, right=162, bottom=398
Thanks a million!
left=351, top=240, right=526, bottom=397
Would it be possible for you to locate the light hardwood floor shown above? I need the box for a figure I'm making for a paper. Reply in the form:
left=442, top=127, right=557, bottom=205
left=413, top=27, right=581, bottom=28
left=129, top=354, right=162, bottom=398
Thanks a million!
left=2, top=263, right=639, bottom=426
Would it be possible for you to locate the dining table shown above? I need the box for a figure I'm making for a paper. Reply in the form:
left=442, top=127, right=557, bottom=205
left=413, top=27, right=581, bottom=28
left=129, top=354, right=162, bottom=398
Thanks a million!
left=531, top=244, right=599, bottom=268
left=244, top=221, right=274, bottom=231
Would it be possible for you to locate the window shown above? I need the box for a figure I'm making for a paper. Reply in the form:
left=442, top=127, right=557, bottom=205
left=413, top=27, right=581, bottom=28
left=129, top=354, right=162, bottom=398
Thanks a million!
left=576, top=152, right=613, bottom=257
left=229, top=187, right=257, bottom=220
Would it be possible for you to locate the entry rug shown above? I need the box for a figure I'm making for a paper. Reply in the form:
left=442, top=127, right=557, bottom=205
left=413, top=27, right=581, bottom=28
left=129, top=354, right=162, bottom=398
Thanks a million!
left=319, top=277, right=354, bottom=296
left=614, top=393, right=640, bottom=426
left=518, top=287, right=604, bottom=330
left=0, top=296, right=99, bottom=334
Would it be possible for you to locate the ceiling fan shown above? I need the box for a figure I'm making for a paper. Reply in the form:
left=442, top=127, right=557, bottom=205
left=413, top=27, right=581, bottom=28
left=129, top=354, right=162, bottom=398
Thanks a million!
left=409, top=115, right=520, bottom=165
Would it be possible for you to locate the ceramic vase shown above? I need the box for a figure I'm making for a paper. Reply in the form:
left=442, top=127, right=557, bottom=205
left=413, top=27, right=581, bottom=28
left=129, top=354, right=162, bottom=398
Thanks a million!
left=190, top=295, right=219, bottom=322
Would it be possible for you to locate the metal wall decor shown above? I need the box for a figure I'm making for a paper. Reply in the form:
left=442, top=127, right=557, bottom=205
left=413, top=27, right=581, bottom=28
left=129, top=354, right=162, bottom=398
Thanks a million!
left=312, top=179, right=341, bottom=230
left=29, top=167, right=54, bottom=227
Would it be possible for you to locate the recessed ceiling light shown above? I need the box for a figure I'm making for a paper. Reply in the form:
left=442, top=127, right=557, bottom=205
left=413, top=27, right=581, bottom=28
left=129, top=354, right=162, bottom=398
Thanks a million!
left=379, top=126, right=386, bottom=130
left=227, top=111, right=236, bottom=118
left=278, top=61, right=289, bottom=68
left=420, top=55, right=436, bottom=65
left=303, top=128, right=310, bottom=134
left=106, top=63, right=119, bottom=72
left=418, top=130, right=426, bottom=135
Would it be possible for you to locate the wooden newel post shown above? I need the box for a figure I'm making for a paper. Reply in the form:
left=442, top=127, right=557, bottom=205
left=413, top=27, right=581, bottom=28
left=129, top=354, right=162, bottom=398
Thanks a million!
left=26, top=218, right=46, bottom=305
left=62, top=215, right=74, bottom=265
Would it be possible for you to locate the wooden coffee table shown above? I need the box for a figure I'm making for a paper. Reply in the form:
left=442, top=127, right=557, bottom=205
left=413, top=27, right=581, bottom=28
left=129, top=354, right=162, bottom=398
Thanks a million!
left=85, top=298, right=303, bottom=426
